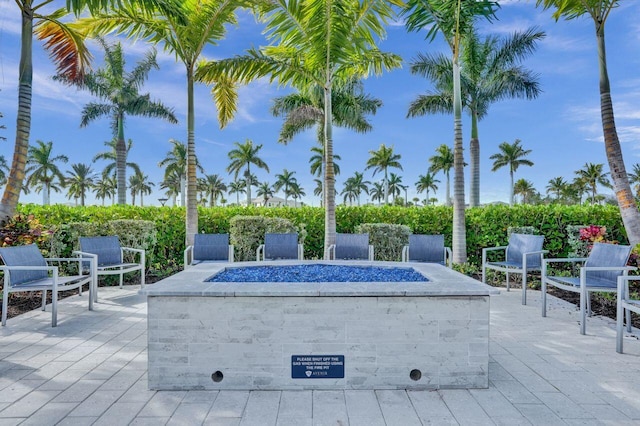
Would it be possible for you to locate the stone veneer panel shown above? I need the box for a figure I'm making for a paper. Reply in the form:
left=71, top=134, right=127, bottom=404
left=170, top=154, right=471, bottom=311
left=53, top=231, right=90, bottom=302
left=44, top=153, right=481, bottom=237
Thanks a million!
left=147, top=294, right=490, bottom=390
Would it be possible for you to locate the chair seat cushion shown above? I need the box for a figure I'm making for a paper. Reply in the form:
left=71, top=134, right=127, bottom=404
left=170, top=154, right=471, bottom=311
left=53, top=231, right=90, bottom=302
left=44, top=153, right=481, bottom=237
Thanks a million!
left=97, top=262, right=140, bottom=271
left=547, top=275, right=617, bottom=290
left=486, top=260, right=540, bottom=270
left=11, top=275, right=89, bottom=290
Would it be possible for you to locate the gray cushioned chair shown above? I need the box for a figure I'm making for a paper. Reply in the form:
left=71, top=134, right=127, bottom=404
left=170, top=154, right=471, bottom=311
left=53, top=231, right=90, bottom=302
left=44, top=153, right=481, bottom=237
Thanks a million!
left=616, top=275, right=640, bottom=353
left=482, top=233, right=547, bottom=305
left=76, top=236, right=145, bottom=302
left=542, top=242, right=634, bottom=335
left=402, top=234, right=452, bottom=266
left=184, top=233, right=234, bottom=267
left=327, top=233, right=374, bottom=260
left=0, top=244, right=95, bottom=327
left=257, top=233, right=303, bottom=261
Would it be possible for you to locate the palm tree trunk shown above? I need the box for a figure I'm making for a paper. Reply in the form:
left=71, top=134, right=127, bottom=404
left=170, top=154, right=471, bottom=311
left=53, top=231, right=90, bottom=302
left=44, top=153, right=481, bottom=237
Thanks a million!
left=185, top=68, right=198, bottom=247
left=0, top=6, right=33, bottom=221
left=324, top=84, right=336, bottom=258
left=452, top=58, right=467, bottom=263
left=445, top=171, right=451, bottom=206
left=245, top=166, right=251, bottom=206
left=383, top=170, right=389, bottom=205
left=509, top=170, right=514, bottom=206
left=595, top=24, right=640, bottom=244
left=116, top=116, right=127, bottom=205
left=469, top=110, right=480, bottom=207
left=44, top=182, right=49, bottom=205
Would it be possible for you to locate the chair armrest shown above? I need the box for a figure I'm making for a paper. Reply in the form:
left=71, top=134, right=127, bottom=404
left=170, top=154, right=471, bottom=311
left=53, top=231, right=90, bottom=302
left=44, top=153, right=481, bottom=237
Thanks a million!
left=368, top=245, right=374, bottom=261
left=122, top=247, right=145, bottom=255
left=542, top=257, right=588, bottom=266
left=0, top=265, right=57, bottom=272
left=482, top=246, right=507, bottom=264
left=256, top=244, right=265, bottom=261
left=298, top=244, right=304, bottom=260
left=522, top=250, right=548, bottom=256
left=581, top=266, right=637, bottom=272
left=229, top=245, right=234, bottom=263
left=618, top=275, right=640, bottom=284
left=401, top=245, right=408, bottom=262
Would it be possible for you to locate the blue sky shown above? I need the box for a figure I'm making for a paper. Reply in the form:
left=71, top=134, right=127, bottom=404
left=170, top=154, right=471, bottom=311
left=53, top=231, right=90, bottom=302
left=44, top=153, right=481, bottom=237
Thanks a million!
left=1, top=0, right=639, bottom=206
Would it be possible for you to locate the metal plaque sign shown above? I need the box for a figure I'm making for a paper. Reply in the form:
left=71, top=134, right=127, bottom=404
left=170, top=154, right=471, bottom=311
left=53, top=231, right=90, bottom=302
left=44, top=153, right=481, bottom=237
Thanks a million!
left=291, top=355, right=345, bottom=379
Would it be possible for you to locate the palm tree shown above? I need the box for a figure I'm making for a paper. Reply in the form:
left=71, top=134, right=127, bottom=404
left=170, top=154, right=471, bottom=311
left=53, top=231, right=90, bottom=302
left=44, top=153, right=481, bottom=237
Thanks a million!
left=159, top=170, right=181, bottom=207
left=227, top=179, right=246, bottom=206
left=65, top=163, right=95, bottom=206
left=93, top=138, right=141, bottom=181
left=408, top=27, right=543, bottom=207
left=55, top=39, right=177, bottom=205
left=546, top=177, right=567, bottom=202
left=0, top=0, right=94, bottom=220
left=274, top=169, right=297, bottom=206
left=309, top=146, right=341, bottom=178
left=514, top=178, right=536, bottom=204
left=349, top=172, right=370, bottom=206
left=628, top=164, right=640, bottom=198
left=537, top=0, right=640, bottom=245
left=289, top=182, right=305, bottom=207
left=575, top=162, right=611, bottom=204
left=428, top=144, right=454, bottom=206
left=227, top=140, right=269, bottom=206
left=159, top=139, right=203, bottom=207
left=490, top=139, right=534, bottom=206
left=78, top=0, right=252, bottom=246
left=25, top=140, right=68, bottom=205
left=198, top=0, right=401, bottom=257
left=365, top=144, right=402, bottom=205
left=128, top=170, right=154, bottom=207
left=570, top=177, right=589, bottom=205
left=93, top=175, right=117, bottom=206
left=387, top=173, right=404, bottom=203
left=403, top=0, right=498, bottom=263
left=341, top=180, right=358, bottom=206
left=370, top=181, right=385, bottom=206
left=416, top=173, right=440, bottom=203
left=256, top=181, right=274, bottom=206
left=202, top=174, right=226, bottom=207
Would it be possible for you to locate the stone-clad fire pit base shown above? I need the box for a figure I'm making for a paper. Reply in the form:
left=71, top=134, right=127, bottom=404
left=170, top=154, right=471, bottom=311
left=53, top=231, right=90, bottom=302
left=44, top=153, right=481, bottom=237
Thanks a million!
left=143, top=261, right=497, bottom=390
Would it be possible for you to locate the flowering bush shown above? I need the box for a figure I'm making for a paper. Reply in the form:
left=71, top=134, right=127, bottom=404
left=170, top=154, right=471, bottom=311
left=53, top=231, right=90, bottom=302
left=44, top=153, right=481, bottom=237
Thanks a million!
left=579, top=225, right=608, bottom=244
left=0, top=214, right=54, bottom=248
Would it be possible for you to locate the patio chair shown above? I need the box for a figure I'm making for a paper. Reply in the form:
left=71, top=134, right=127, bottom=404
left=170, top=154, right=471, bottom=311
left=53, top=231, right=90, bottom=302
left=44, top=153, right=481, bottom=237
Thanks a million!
left=76, top=236, right=145, bottom=301
left=402, top=234, right=452, bottom=267
left=256, top=233, right=303, bottom=261
left=616, top=275, right=640, bottom=354
left=482, top=233, right=547, bottom=305
left=184, top=233, right=234, bottom=267
left=0, top=244, right=95, bottom=327
left=326, top=233, right=374, bottom=261
left=542, top=242, right=634, bottom=335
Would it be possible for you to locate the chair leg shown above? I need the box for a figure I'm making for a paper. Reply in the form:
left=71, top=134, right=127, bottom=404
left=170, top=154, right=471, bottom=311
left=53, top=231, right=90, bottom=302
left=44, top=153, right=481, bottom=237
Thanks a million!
left=617, top=289, right=624, bottom=354
left=52, top=289, right=58, bottom=328
left=119, top=272, right=123, bottom=289
left=482, top=264, right=486, bottom=283
left=586, top=294, right=592, bottom=317
left=506, top=272, right=510, bottom=291
left=625, top=284, right=632, bottom=333
left=541, top=278, right=547, bottom=317
left=580, top=285, right=587, bottom=335
left=2, top=288, right=8, bottom=326
left=42, top=290, right=47, bottom=311
left=522, top=272, right=527, bottom=305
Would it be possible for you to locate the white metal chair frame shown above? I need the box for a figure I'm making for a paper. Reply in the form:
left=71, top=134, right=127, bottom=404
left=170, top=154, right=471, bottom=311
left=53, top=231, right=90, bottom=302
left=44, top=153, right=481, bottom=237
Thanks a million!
left=616, top=275, right=640, bottom=354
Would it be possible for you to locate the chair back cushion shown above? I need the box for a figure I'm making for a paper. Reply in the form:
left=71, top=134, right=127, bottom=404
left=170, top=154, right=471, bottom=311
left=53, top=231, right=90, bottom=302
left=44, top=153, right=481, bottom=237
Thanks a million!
left=408, top=234, right=445, bottom=263
left=585, top=242, right=631, bottom=283
left=193, top=234, right=230, bottom=261
left=335, top=233, right=370, bottom=260
left=0, top=244, right=48, bottom=285
left=79, top=236, right=122, bottom=266
left=264, top=233, right=299, bottom=260
left=506, top=233, right=544, bottom=268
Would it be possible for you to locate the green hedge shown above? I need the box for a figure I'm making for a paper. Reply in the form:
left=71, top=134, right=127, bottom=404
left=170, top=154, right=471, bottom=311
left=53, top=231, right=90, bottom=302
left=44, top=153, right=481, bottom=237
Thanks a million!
left=18, top=203, right=628, bottom=278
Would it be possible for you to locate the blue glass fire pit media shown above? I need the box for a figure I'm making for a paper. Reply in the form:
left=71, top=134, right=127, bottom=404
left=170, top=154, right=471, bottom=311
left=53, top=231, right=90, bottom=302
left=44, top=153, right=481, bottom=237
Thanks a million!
left=207, top=264, right=428, bottom=283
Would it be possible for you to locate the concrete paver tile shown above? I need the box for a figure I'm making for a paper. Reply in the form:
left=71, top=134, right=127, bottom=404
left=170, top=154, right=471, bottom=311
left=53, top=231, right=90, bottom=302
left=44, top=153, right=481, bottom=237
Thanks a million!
left=375, top=390, right=422, bottom=426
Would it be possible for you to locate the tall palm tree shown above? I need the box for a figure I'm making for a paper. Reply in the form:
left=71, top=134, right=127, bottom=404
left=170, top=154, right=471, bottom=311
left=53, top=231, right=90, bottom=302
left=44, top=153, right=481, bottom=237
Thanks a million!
left=370, top=181, right=385, bottom=206
left=546, top=176, right=567, bottom=202
left=489, top=139, right=534, bottom=206
left=128, top=170, right=154, bottom=207
left=159, top=139, right=203, bottom=207
left=56, top=39, right=177, bottom=205
left=575, top=162, right=611, bottom=204
left=408, top=27, right=543, bottom=207
left=0, top=0, right=95, bottom=220
left=341, top=180, right=358, bottom=206
left=93, top=175, right=117, bottom=206
left=65, top=163, right=95, bottom=206
left=350, top=172, right=370, bottom=206
left=227, top=179, right=246, bottom=206
left=202, top=174, right=226, bottom=207
left=93, top=138, right=141, bottom=181
left=256, top=181, right=274, bottom=206
left=628, top=164, right=640, bottom=199
left=537, top=0, right=640, bottom=245
left=403, top=0, right=498, bottom=263
left=198, top=0, right=402, bottom=257
left=227, top=139, right=269, bottom=206
left=513, top=178, right=536, bottom=204
left=365, top=144, right=402, bottom=205
left=289, top=181, right=305, bottom=207
left=429, top=144, right=454, bottom=206
left=25, top=140, right=68, bottom=205
left=274, top=169, right=297, bottom=206
left=78, top=0, right=252, bottom=246
left=416, top=172, right=440, bottom=203
left=309, top=146, right=341, bottom=178
left=159, top=170, right=181, bottom=207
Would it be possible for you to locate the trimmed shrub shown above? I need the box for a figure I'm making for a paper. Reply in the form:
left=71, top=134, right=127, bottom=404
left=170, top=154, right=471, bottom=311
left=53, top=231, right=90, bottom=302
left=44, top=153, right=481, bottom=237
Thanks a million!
left=229, top=216, right=306, bottom=261
left=355, top=223, right=411, bottom=261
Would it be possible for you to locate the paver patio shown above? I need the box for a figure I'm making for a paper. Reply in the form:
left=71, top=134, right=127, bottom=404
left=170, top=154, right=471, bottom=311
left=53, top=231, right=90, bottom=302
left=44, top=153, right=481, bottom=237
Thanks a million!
left=1, top=284, right=639, bottom=425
